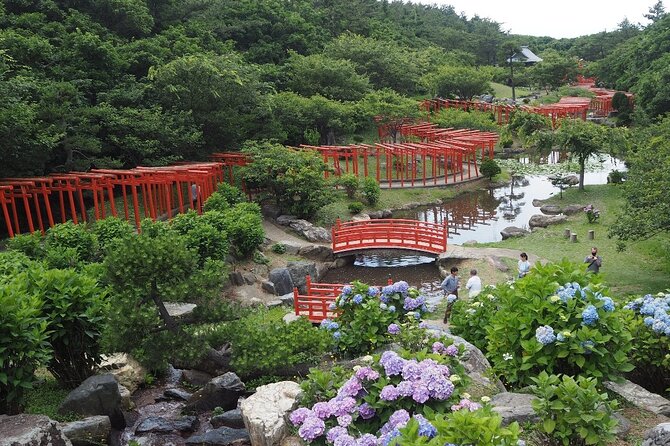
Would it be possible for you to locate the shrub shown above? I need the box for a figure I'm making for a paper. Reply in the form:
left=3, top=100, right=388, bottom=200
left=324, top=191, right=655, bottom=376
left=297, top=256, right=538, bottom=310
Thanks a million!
left=498, top=127, right=514, bottom=148
left=171, top=211, right=229, bottom=265
left=6, top=232, right=44, bottom=259
left=450, top=287, right=498, bottom=353
left=203, top=192, right=230, bottom=213
left=583, top=204, right=600, bottom=224
left=324, top=281, right=430, bottom=356
left=337, top=174, right=360, bottom=199
left=483, top=261, right=633, bottom=388
left=623, top=293, right=670, bottom=394
left=92, top=217, right=135, bottom=254
left=216, top=182, right=245, bottom=206
left=139, top=218, right=173, bottom=238
left=223, top=202, right=265, bottom=258
left=348, top=201, right=364, bottom=214
left=507, top=111, right=551, bottom=142
left=0, top=281, right=50, bottom=414
left=44, top=222, right=97, bottom=263
left=362, top=177, right=381, bottom=206
left=432, top=108, right=498, bottom=132
left=531, top=372, right=618, bottom=446
left=23, top=268, right=107, bottom=388
left=0, top=251, right=42, bottom=282
left=480, top=159, right=501, bottom=180
left=607, top=169, right=625, bottom=184
left=271, top=243, right=287, bottom=254
left=44, top=246, right=80, bottom=270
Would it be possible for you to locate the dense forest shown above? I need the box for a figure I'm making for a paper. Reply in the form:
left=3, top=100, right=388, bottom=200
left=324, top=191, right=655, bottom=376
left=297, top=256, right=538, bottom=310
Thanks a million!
left=1, top=0, right=669, bottom=177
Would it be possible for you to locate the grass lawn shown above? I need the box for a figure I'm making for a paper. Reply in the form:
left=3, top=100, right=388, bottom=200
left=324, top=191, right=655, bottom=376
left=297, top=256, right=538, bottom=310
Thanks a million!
left=490, top=82, right=533, bottom=99
left=481, top=184, right=670, bottom=296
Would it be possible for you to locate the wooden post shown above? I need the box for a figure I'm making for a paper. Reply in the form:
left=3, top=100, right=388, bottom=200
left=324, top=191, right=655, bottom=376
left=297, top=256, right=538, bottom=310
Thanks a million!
left=564, top=228, right=571, bottom=239
left=588, top=230, right=594, bottom=240
left=571, top=233, right=578, bottom=243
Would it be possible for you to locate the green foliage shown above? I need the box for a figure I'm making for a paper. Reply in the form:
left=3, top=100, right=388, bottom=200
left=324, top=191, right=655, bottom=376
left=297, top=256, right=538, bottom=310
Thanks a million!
left=583, top=205, right=600, bottom=224
left=423, top=65, right=492, bottom=100
left=216, top=183, right=245, bottom=206
left=23, top=374, right=79, bottom=422
left=450, top=288, right=498, bottom=353
left=337, top=173, right=360, bottom=199
left=0, top=280, right=50, bottom=414
left=299, top=365, right=351, bottom=408
left=44, top=222, right=97, bottom=263
left=92, top=216, right=134, bottom=253
left=0, top=250, right=42, bottom=281
left=362, top=177, right=381, bottom=206
left=357, top=89, right=422, bottom=143
left=22, top=268, right=107, bottom=388
left=531, top=372, right=618, bottom=446
left=527, top=50, right=578, bottom=92
left=398, top=407, right=520, bottom=446
left=555, top=120, right=609, bottom=191
left=271, top=243, right=286, bottom=254
left=171, top=210, right=229, bottom=264
left=201, top=309, right=332, bottom=379
left=203, top=192, right=230, bottom=213
left=222, top=202, right=264, bottom=258
left=242, top=141, right=330, bottom=219
left=432, top=108, right=498, bottom=133
left=6, top=232, right=44, bottom=259
left=348, top=201, right=365, bottom=214
left=480, top=159, right=501, bottom=180
left=607, top=170, right=625, bottom=184
left=507, top=111, right=551, bottom=144
left=482, top=261, right=634, bottom=388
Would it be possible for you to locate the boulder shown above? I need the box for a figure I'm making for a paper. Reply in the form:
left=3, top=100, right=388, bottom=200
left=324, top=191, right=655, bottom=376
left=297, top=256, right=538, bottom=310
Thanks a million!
left=532, top=199, right=543, bottom=207
left=163, top=387, right=192, bottom=401
left=297, top=245, right=334, bottom=262
left=539, top=204, right=562, bottom=215
left=211, top=409, right=245, bottom=429
left=0, top=414, right=72, bottom=446
left=282, top=313, right=302, bottom=324
left=186, top=372, right=246, bottom=413
left=135, top=416, right=198, bottom=434
left=58, top=374, right=125, bottom=429
left=268, top=268, right=294, bottom=296
left=566, top=175, right=579, bottom=185
left=351, top=214, right=370, bottom=222
left=60, top=416, right=110, bottom=446
left=604, top=379, right=670, bottom=416
left=528, top=214, right=567, bottom=229
left=266, top=300, right=283, bottom=309
left=279, top=242, right=302, bottom=255
left=563, top=204, right=585, bottom=215
left=613, top=412, right=631, bottom=439
left=242, top=273, right=257, bottom=285
left=99, top=353, right=147, bottom=393
left=185, top=427, right=251, bottom=446
left=276, top=215, right=298, bottom=226
left=286, top=261, right=318, bottom=294
left=229, top=272, right=245, bottom=286
left=118, top=384, right=133, bottom=411
left=261, top=281, right=276, bottom=295
left=303, top=227, right=331, bottom=243
left=182, top=369, right=214, bottom=388
left=500, top=226, right=530, bottom=240
left=279, top=293, right=294, bottom=307
left=261, top=204, right=282, bottom=219
left=280, top=436, right=305, bottom=446
left=487, top=255, right=509, bottom=272
left=240, top=381, right=302, bottom=446
left=367, top=210, right=384, bottom=219
left=491, top=393, right=538, bottom=425
left=642, top=423, right=670, bottom=446
left=165, top=302, right=197, bottom=319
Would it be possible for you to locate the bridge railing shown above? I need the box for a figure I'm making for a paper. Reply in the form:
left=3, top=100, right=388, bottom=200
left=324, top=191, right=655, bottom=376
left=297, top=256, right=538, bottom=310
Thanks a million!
left=293, top=275, right=392, bottom=323
left=331, top=218, right=447, bottom=255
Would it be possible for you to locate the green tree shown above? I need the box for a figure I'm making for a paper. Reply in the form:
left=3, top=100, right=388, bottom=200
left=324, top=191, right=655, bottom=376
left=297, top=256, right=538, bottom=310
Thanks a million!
left=555, top=120, right=605, bottom=191
left=357, top=89, right=421, bottom=143
left=528, top=50, right=578, bottom=92
left=422, top=65, right=492, bottom=100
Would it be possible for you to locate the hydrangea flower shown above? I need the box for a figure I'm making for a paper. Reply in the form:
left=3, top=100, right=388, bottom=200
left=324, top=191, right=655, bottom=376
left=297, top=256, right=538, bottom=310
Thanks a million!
left=380, top=351, right=404, bottom=376
left=600, top=296, right=615, bottom=312
left=536, top=325, right=556, bottom=345
left=326, top=426, right=348, bottom=443
left=388, top=305, right=396, bottom=313
left=333, top=331, right=341, bottom=340
left=298, top=417, right=325, bottom=441
left=414, top=414, right=438, bottom=438
left=580, top=340, right=595, bottom=354
left=445, top=345, right=458, bottom=356
left=353, top=294, right=363, bottom=304
left=380, top=385, right=399, bottom=401
left=357, top=403, right=376, bottom=420
left=446, top=294, right=458, bottom=304
left=312, top=401, right=333, bottom=420
left=337, top=414, right=353, bottom=427
left=333, top=434, right=356, bottom=446
left=393, top=281, right=410, bottom=294
left=356, top=434, right=377, bottom=446
left=582, top=305, right=599, bottom=326
left=451, top=398, right=482, bottom=412
left=329, top=302, right=337, bottom=311
left=342, top=285, right=352, bottom=296
left=387, top=323, right=400, bottom=335
left=626, top=294, right=670, bottom=337
left=354, top=367, right=379, bottom=381
left=290, top=407, right=313, bottom=426
left=367, top=286, right=380, bottom=297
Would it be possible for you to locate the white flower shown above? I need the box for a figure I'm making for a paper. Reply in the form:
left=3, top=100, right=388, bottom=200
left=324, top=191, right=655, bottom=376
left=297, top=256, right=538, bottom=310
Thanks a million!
left=480, top=396, right=491, bottom=403
left=549, top=295, right=561, bottom=303
left=353, top=365, right=362, bottom=372
left=462, top=392, right=471, bottom=399
left=449, top=375, right=461, bottom=383
left=503, top=353, right=513, bottom=361
left=361, top=355, right=373, bottom=363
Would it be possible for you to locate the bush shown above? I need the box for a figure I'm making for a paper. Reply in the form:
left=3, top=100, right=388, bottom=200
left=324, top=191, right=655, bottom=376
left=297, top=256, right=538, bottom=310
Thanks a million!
left=223, top=202, right=265, bottom=258
left=171, top=210, right=229, bottom=265
left=583, top=204, right=600, bottom=224
left=0, top=250, right=42, bottom=282
left=623, top=293, right=670, bottom=394
left=480, top=159, right=501, bottom=180
left=0, top=281, right=50, bottom=414
left=203, top=192, right=230, bottom=213
left=6, top=232, right=44, bottom=259
left=23, top=268, right=107, bottom=388
left=483, top=261, right=634, bottom=387
left=607, top=169, right=625, bottom=184
left=337, top=174, right=360, bottom=199
left=139, top=218, right=173, bottom=238
left=324, top=281, right=429, bottom=356
left=271, top=243, right=287, bottom=254
left=498, top=127, right=514, bottom=148
left=216, top=182, right=245, bottom=205
left=507, top=111, right=551, bottom=142
left=432, top=108, right=498, bottom=132
left=44, top=222, right=97, bottom=263
left=531, top=372, right=618, bottom=446
left=92, top=217, right=135, bottom=254
left=450, top=287, right=498, bottom=353
left=362, top=177, right=381, bottom=206
left=348, top=201, right=364, bottom=214
left=44, top=246, right=80, bottom=270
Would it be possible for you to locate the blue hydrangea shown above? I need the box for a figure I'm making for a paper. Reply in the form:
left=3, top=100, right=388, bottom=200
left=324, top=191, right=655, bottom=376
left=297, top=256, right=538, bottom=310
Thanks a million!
left=342, top=285, right=352, bottom=296
left=414, top=414, right=437, bottom=438
left=535, top=325, right=556, bottom=345
left=381, top=285, right=394, bottom=296
left=582, top=305, right=599, bottom=326
left=353, top=294, right=363, bottom=304
left=328, top=321, right=340, bottom=331
left=393, top=281, right=409, bottom=295
left=580, top=340, right=595, bottom=354
left=368, top=287, right=379, bottom=297
left=388, top=305, right=396, bottom=313
left=333, top=331, right=341, bottom=340
left=556, top=332, right=565, bottom=342
left=600, top=297, right=615, bottom=312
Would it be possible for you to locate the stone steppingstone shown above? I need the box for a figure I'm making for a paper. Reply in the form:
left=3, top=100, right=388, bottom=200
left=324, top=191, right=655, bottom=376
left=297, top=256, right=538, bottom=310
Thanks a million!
left=500, top=226, right=530, bottom=240
left=642, top=422, right=670, bottom=446
left=490, top=392, right=539, bottom=425
left=0, top=414, right=72, bottom=446
left=185, top=427, right=251, bottom=446
left=185, top=372, right=246, bottom=414
left=604, top=379, right=670, bottom=416
left=211, top=409, right=245, bottom=429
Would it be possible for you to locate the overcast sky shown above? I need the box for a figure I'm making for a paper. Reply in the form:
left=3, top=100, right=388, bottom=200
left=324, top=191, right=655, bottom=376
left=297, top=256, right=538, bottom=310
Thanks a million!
left=412, top=0, right=658, bottom=38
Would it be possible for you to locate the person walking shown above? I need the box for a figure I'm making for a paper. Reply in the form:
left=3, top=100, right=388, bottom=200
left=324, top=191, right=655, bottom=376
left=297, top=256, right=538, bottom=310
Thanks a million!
left=466, top=269, right=482, bottom=298
left=585, top=247, right=602, bottom=273
left=518, top=252, right=531, bottom=278
left=441, top=266, right=459, bottom=323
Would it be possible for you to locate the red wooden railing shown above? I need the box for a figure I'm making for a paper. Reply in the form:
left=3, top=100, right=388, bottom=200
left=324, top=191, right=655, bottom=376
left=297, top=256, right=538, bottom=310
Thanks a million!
left=331, top=218, right=447, bottom=255
left=293, top=275, right=393, bottom=323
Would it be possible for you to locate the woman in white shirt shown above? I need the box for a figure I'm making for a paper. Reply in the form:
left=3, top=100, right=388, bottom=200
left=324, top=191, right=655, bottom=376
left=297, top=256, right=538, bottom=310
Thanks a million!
left=518, top=252, right=531, bottom=278
left=466, top=269, right=482, bottom=298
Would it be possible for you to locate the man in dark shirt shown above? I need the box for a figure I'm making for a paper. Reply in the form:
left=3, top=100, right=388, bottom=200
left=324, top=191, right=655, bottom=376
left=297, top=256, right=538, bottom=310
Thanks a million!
left=584, top=247, right=602, bottom=273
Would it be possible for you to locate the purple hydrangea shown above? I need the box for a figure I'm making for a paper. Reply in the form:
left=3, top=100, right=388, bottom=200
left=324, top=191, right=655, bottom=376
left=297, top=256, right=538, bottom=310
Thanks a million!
left=333, top=434, right=356, bottom=446
left=356, top=434, right=378, bottom=446
left=289, top=407, right=313, bottom=426
left=298, top=416, right=325, bottom=441
left=354, top=367, right=380, bottom=381
left=337, top=414, right=353, bottom=427
left=380, top=385, right=400, bottom=401
left=445, top=344, right=458, bottom=356
left=332, top=396, right=357, bottom=416
left=326, top=426, right=348, bottom=443
left=451, top=398, right=482, bottom=412
left=432, top=341, right=445, bottom=354
left=380, top=351, right=405, bottom=376
left=312, top=401, right=333, bottom=420
left=396, top=380, right=414, bottom=397
left=393, top=281, right=409, bottom=294
left=401, top=360, right=422, bottom=381
left=412, top=382, right=431, bottom=403
left=357, top=402, right=376, bottom=420
left=338, top=377, right=362, bottom=398
left=381, top=285, right=394, bottom=296
left=387, top=323, right=401, bottom=335
left=380, top=428, right=401, bottom=446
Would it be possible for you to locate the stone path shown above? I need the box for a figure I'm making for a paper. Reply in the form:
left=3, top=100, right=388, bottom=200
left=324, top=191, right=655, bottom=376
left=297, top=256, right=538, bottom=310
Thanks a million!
left=262, top=220, right=326, bottom=247
left=440, top=245, right=544, bottom=264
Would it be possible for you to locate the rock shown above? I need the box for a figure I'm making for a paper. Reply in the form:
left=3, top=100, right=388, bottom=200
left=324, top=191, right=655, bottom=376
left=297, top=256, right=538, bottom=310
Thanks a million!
left=280, top=436, right=305, bottom=446
left=242, top=273, right=256, bottom=285
left=135, top=416, right=198, bottom=434
left=613, top=412, right=631, bottom=439
left=248, top=298, right=264, bottom=307
left=491, top=392, right=539, bottom=425
left=303, top=226, right=331, bottom=243
left=261, top=281, right=276, bottom=295
left=642, top=422, right=670, bottom=446
left=367, top=211, right=384, bottom=219
left=99, top=353, right=147, bottom=393
left=286, top=261, right=318, bottom=294
left=229, top=271, right=245, bottom=286
left=60, top=416, right=110, bottom=446
left=566, top=175, right=579, bottom=185
left=276, top=215, right=298, bottom=226
left=462, top=240, right=478, bottom=246
left=400, top=201, right=421, bottom=210
left=182, top=369, right=213, bottom=388
left=240, top=381, right=302, bottom=446
left=0, top=414, right=72, bottom=446
left=185, top=427, right=251, bottom=446
left=528, top=214, right=567, bottom=229
left=539, top=204, right=562, bottom=215
left=267, top=300, right=283, bottom=308
left=58, top=374, right=125, bottom=430
left=487, top=256, right=509, bottom=272
left=268, top=268, right=294, bottom=296
left=165, top=302, right=197, bottom=319
left=532, top=199, right=543, bottom=207
left=297, top=245, right=334, bottom=262
left=563, top=204, right=584, bottom=215
left=500, top=226, right=530, bottom=240
left=211, top=409, right=245, bottom=429
left=164, top=387, right=192, bottom=401
left=280, top=242, right=302, bottom=255
left=186, top=372, right=246, bottom=413
left=261, top=204, right=282, bottom=219
left=118, top=384, right=134, bottom=411
left=282, top=313, right=302, bottom=324
left=604, top=379, right=670, bottom=416
left=351, top=213, right=370, bottom=222
left=279, top=293, right=294, bottom=307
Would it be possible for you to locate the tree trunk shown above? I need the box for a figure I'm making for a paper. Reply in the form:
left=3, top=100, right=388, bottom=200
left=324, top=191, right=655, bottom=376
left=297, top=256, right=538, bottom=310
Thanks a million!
left=579, top=159, right=586, bottom=191
left=150, top=279, right=178, bottom=333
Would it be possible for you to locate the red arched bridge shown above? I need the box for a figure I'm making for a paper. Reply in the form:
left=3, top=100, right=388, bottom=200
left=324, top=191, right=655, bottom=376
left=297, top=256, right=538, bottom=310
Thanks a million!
left=331, top=218, right=448, bottom=255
